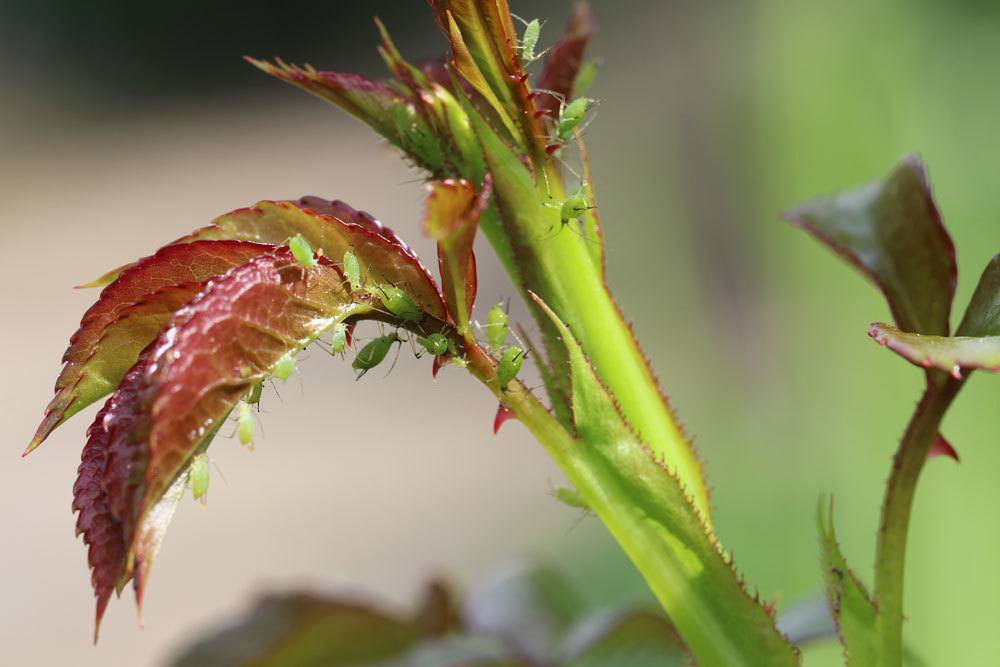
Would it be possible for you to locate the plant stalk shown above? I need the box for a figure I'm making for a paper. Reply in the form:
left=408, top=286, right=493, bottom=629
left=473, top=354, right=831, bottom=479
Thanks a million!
left=874, top=374, right=962, bottom=664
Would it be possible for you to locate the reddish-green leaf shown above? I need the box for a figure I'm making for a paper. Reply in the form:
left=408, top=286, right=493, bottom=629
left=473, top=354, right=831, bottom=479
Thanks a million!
left=535, top=2, right=595, bottom=118
left=785, top=156, right=956, bottom=335
left=868, top=322, right=1000, bottom=379
left=246, top=58, right=404, bottom=144
left=423, top=178, right=490, bottom=332
left=956, top=253, right=1000, bottom=337
left=28, top=241, right=271, bottom=453
left=183, top=199, right=448, bottom=322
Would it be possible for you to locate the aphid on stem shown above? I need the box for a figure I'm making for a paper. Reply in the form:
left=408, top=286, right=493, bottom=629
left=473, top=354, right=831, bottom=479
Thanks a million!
left=485, top=301, right=509, bottom=350
left=511, top=14, right=546, bottom=64
left=329, top=323, right=348, bottom=356
left=237, top=402, right=255, bottom=449
left=416, top=332, right=449, bottom=357
left=342, top=250, right=362, bottom=291
left=352, top=330, right=402, bottom=379
left=497, top=345, right=525, bottom=390
left=272, top=350, right=297, bottom=381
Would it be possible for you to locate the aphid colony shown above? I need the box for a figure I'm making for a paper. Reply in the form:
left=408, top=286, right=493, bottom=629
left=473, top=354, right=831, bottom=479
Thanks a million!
left=188, top=217, right=531, bottom=504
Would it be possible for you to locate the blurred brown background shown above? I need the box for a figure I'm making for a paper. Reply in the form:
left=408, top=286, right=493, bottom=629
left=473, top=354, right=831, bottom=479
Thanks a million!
left=4, top=0, right=1000, bottom=665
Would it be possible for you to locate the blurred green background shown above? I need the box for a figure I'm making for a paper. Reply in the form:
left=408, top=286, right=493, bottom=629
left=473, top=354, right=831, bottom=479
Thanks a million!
left=3, top=0, right=1000, bottom=664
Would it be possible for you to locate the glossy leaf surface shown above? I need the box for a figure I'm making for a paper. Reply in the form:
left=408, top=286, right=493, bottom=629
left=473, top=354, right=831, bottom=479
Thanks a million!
left=785, top=156, right=956, bottom=335
left=183, top=198, right=448, bottom=321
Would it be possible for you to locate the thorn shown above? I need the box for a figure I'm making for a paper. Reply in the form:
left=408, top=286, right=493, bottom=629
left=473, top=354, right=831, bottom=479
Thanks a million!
left=928, top=433, right=959, bottom=462
left=493, top=404, right=515, bottom=434
left=432, top=355, right=446, bottom=378
left=545, top=143, right=561, bottom=155
left=951, top=364, right=963, bottom=380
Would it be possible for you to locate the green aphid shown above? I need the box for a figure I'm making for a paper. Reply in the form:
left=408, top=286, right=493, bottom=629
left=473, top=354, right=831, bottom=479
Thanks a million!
left=352, top=332, right=400, bottom=378
left=377, top=285, right=422, bottom=322
left=288, top=234, right=316, bottom=269
left=521, top=18, right=541, bottom=62
left=417, top=332, right=449, bottom=357
left=560, top=189, right=590, bottom=224
left=237, top=403, right=255, bottom=448
left=555, top=486, right=589, bottom=511
left=497, top=346, right=525, bottom=389
left=272, top=350, right=296, bottom=381
left=329, top=323, right=348, bottom=355
left=246, top=381, right=263, bottom=405
left=343, top=250, right=361, bottom=291
left=486, top=302, right=509, bottom=350
left=189, top=453, right=210, bottom=503
left=572, top=60, right=597, bottom=98
left=557, top=97, right=593, bottom=142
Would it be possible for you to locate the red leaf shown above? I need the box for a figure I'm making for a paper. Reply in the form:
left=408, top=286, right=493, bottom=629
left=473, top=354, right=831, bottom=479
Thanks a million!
left=28, top=241, right=272, bottom=454
left=423, top=177, right=490, bottom=330
left=182, top=199, right=448, bottom=322
left=536, top=2, right=595, bottom=118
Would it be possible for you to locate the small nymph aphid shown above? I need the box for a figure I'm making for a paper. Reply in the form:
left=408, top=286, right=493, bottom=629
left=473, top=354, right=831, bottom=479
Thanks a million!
left=560, top=189, right=591, bottom=224
left=329, top=323, right=348, bottom=355
left=556, top=97, right=593, bottom=143
left=417, top=332, right=449, bottom=357
left=189, top=453, right=210, bottom=503
left=486, top=302, right=509, bottom=350
left=497, top=346, right=525, bottom=389
left=521, top=19, right=542, bottom=62
left=272, top=350, right=297, bottom=381
left=343, top=250, right=361, bottom=291
left=237, top=402, right=255, bottom=448
left=352, top=331, right=401, bottom=378
left=288, top=234, right=317, bottom=269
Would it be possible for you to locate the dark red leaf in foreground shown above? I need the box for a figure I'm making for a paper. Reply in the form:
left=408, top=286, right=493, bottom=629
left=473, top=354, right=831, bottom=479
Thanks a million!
left=74, top=346, right=158, bottom=639
left=29, top=241, right=271, bottom=453
left=536, top=1, right=595, bottom=118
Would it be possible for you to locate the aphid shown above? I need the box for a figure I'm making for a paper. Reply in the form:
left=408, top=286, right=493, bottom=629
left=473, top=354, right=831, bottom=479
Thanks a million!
left=497, top=346, right=525, bottom=389
left=342, top=250, right=362, bottom=291
left=189, top=453, right=210, bottom=503
left=288, top=234, right=316, bottom=269
left=246, top=381, right=263, bottom=405
left=352, top=331, right=401, bottom=378
left=237, top=403, right=255, bottom=448
left=272, top=350, right=296, bottom=381
left=417, top=332, right=449, bottom=357
left=521, top=19, right=542, bottom=62
left=329, top=323, right=348, bottom=355
left=375, top=285, right=422, bottom=322
left=560, top=189, right=591, bottom=224
left=486, top=302, right=509, bottom=350
left=554, top=486, right=590, bottom=511
left=556, top=97, right=593, bottom=143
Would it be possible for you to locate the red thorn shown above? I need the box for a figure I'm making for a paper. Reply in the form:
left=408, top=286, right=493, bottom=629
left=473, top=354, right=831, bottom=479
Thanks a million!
left=432, top=355, right=445, bottom=378
left=493, top=404, right=515, bottom=434
left=545, top=143, right=561, bottom=155
left=951, top=364, right=963, bottom=380
left=928, top=433, right=959, bottom=462
left=344, top=323, right=355, bottom=348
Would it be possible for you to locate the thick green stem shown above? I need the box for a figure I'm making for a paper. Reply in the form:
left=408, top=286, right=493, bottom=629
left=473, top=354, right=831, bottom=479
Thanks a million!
left=463, top=341, right=795, bottom=666
left=874, top=375, right=961, bottom=664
